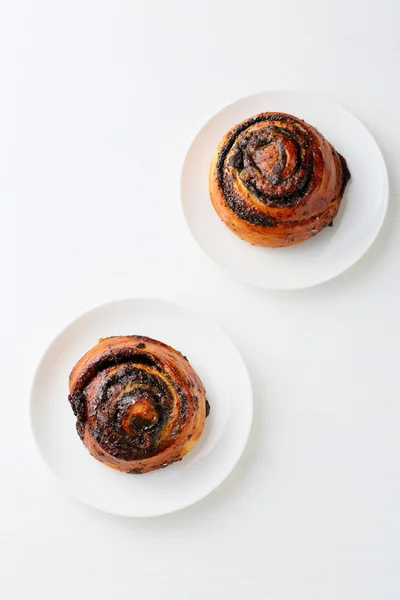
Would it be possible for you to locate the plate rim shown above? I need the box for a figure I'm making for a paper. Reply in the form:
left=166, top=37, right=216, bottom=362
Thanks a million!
left=180, top=89, right=390, bottom=290
left=29, top=296, right=254, bottom=517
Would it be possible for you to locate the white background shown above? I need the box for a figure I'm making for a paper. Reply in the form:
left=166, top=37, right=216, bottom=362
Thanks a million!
left=2, top=1, right=400, bottom=598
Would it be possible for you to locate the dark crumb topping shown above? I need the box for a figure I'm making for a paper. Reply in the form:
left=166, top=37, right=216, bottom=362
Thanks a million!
left=215, top=113, right=350, bottom=231
left=68, top=340, right=207, bottom=469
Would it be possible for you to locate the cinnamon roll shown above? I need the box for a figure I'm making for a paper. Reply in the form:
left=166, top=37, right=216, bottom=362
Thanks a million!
left=209, top=112, right=350, bottom=247
left=68, top=336, right=208, bottom=474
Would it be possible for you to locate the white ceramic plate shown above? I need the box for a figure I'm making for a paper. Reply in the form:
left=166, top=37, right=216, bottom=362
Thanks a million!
left=181, top=90, right=389, bottom=289
left=30, top=299, right=253, bottom=517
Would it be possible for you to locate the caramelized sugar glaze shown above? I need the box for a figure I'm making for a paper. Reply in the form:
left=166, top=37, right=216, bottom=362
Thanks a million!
left=210, top=113, right=350, bottom=247
left=69, top=336, right=208, bottom=473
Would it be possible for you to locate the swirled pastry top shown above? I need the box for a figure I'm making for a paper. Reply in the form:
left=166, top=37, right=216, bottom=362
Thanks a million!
left=68, top=336, right=208, bottom=474
left=209, top=112, right=350, bottom=247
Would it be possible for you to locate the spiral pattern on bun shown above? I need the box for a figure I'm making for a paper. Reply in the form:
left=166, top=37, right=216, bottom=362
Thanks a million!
left=68, top=336, right=208, bottom=474
left=209, top=112, right=350, bottom=247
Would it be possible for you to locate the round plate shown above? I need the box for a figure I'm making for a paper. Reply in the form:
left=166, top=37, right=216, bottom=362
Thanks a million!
left=30, top=299, right=253, bottom=517
left=181, top=90, right=389, bottom=290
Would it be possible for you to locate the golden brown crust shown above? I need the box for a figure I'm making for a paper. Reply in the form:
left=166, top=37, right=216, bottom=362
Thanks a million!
left=209, top=112, right=350, bottom=247
left=68, top=336, right=207, bottom=474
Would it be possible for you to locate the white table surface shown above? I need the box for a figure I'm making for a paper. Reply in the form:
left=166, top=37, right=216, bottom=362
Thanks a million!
left=3, top=1, right=400, bottom=598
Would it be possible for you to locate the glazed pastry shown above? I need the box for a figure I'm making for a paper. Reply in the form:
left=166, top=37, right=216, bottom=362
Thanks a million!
left=68, top=336, right=208, bottom=474
left=209, top=112, right=350, bottom=247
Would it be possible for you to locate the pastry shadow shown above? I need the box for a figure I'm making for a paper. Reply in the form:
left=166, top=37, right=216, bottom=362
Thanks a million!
left=265, top=143, right=394, bottom=297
